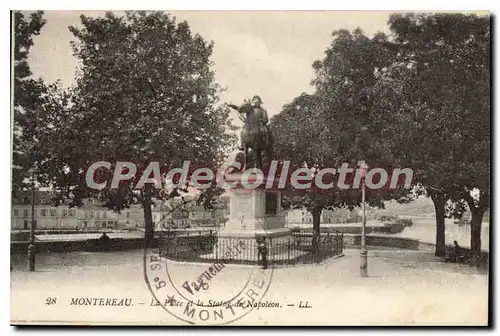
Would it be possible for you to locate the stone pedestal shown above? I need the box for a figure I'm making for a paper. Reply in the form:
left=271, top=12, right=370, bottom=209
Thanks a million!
left=214, top=188, right=292, bottom=260
left=219, top=188, right=290, bottom=237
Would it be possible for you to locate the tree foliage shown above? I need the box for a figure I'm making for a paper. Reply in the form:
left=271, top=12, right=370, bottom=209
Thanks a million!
left=40, top=11, right=235, bottom=241
left=270, top=29, right=411, bottom=247
left=12, top=11, right=48, bottom=195
left=271, top=16, right=489, bottom=258
left=370, top=13, right=490, bottom=258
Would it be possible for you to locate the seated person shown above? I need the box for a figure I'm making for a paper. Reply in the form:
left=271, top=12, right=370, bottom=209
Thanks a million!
left=98, top=232, right=111, bottom=251
left=445, top=240, right=465, bottom=263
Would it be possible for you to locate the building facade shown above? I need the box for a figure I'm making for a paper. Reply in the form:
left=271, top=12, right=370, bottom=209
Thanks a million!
left=285, top=208, right=363, bottom=226
left=151, top=195, right=230, bottom=230
left=11, top=191, right=144, bottom=231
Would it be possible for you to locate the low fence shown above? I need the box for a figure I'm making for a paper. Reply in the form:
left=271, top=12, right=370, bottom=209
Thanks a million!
left=10, top=238, right=151, bottom=254
left=342, top=233, right=489, bottom=269
left=11, top=229, right=118, bottom=242
left=342, top=234, right=420, bottom=250
left=158, top=231, right=344, bottom=265
left=289, top=220, right=412, bottom=235
left=290, top=232, right=344, bottom=251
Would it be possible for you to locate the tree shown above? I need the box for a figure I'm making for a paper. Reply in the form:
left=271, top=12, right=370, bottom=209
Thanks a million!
left=14, top=11, right=45, bottom=83
left=42, top=11, right=235, bottom=243
left=12, top=11, right=48, bottom=195
left=370, top=13, right=490, bottom=259
left=271, top=93, right=357, bottom=247
left=270, top=30, right=411, bottom=249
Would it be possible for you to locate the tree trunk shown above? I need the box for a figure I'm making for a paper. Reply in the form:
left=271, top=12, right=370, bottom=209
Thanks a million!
left=142, top=189, right=155, bottom=247
left=431, top=193, right=447, bottom=257
left=311, top=208, right=322, bottom=250
left=463, top=194, right=486, bottom=267
left=470, top=210, right=484, bottom=266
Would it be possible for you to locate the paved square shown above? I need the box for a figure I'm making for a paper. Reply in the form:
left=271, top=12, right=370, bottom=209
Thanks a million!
left=10, top=248, right=488, bottom=325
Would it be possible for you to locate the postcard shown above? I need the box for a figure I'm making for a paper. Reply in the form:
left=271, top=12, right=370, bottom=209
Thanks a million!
left=11, top=10, right=490, bottom=326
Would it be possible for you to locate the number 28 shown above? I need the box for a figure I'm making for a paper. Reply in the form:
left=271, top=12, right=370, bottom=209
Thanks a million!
left=45, top=297, right=57, bottom=305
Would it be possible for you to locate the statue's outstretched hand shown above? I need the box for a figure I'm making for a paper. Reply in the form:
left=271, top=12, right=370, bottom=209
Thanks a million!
left=227, top=103, right=240, bottom=111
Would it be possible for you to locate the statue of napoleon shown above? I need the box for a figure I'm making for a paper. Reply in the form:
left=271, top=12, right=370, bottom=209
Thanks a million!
left=228, top=95, right=273, bottom=170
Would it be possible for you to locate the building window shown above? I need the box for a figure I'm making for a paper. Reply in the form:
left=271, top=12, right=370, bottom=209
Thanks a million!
left=13, top=209, right=19, bottom=217
left=83, top=221, right=88, bottom=229
left=23, top=220, right=28, bottom=230
left=126, top=212, right=130, bottom=218
left=23, top=209, right=29, bottom=218
left=103, top=212, right=107, bottom=219
left=62, top=209, right=68, bottom=217
left=40, top=209, right=47, bottom=217
left=68, top=209, right=75, bottom=217
left=50, top=209, right=56, bottom=217
left=96, top=212, right=101, bottom=219
left=90, top=211, right=95, bottom=218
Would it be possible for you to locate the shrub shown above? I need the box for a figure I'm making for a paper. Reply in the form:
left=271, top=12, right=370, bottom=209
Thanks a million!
left=380, top=222, right=405, bottom=233
left=396, top=218, right=413, bottom=227
left=378, top=215, right=398, bottom=222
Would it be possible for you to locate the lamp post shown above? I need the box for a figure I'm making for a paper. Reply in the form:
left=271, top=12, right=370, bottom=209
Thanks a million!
left=360, top=161, right=369, bottom=277
left=27, top=167, right=39, bottom=272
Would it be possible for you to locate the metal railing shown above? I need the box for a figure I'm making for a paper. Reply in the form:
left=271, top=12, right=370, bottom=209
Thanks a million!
left=157, top=231, right=343, bottom=265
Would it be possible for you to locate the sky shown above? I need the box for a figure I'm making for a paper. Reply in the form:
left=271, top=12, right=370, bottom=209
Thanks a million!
left=27, top=10, right=395, bottom=118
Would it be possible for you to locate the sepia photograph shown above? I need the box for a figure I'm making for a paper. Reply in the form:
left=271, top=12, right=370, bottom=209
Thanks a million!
left=10, top=9, right=490, bottom=326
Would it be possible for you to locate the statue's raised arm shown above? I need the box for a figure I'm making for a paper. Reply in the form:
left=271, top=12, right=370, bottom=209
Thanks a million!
left=227, top=103, right=240, bottom=112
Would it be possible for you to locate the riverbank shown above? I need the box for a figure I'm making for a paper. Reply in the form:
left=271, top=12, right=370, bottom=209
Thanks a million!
left=288, top=216, right=490, bottom=251
left=389, top=217, right=490, bottom=250
left=288, top=219, right=409, bottom=234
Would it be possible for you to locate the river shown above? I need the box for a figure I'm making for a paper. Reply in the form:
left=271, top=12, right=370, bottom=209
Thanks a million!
left=388, top=216, right=490, bottom=251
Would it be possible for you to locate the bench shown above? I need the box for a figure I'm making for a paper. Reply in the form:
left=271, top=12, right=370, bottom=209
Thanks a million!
left=444, top=246, right=469, bottom=263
